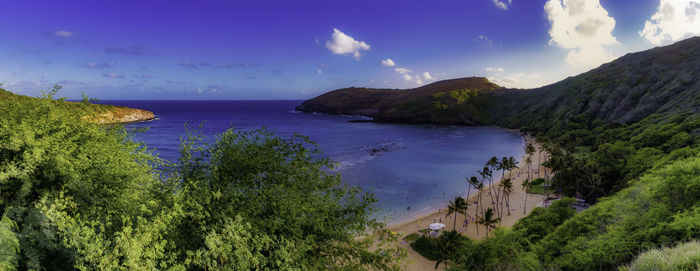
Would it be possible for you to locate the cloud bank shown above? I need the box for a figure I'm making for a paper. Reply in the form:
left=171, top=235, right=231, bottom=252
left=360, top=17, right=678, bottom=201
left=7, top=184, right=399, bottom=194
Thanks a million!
left=545, top=0, right=619, bottom=68
left=640, top=0, right=700, bottom=45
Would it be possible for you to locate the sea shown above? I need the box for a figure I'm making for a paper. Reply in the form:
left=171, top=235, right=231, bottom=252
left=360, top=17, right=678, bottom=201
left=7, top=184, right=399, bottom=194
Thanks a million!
left=100, top=100, right=525, bottom=224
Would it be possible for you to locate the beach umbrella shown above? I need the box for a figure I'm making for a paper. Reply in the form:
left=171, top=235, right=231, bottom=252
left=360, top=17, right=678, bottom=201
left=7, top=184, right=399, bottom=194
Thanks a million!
left=429, top=222, right=446, bottom=231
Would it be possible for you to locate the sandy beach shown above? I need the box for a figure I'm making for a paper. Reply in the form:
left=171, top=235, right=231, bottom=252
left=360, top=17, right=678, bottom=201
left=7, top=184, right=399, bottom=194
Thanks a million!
left=389, top=134, right=548, bottom=271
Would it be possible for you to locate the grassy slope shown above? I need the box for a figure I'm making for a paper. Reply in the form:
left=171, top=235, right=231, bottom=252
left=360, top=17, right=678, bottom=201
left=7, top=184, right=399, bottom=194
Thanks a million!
left=622, top=241, right=700, bottom=271
left=295, top=77, right=501, bottom=124
left=0, top=88, right=153, bottom=124
left=496, top=36, right=699, bottom=129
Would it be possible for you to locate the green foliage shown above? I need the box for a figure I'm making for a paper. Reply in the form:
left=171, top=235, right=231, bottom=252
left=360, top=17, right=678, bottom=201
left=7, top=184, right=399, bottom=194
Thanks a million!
left=410, top=231, right=470, bottom=266
left=512, top=198, right=576, bottom=243
left=535, top=156, right=700, bottom=270
left=0, top=89, right=403, bottom=270
left=403, top=233, right=420, bottom=242
left=454, top=228, right=542, bottom=271
left=621, top=241, right=700, bottom=271
left=0, top=215, right=20, bottom=270
left=410, top=236, right=442, bottom=261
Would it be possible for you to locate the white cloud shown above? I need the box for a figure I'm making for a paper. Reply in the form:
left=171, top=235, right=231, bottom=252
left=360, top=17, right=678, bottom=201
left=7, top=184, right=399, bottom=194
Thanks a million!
left=402, top=74, right=413, bottom=81
left=640, top=0, right=700, bottom=45
left=380, top=58, right=396, bottom=66
left=545, top=0, right=619, bottom=68
left=492, top=0, right=512, bottom=10
left=422, top=72, right=435, bottom=80
left=485, top=67, right=505, bottom=72
left=488, top=72, right=545, bottom=88
left=415, top=78, right=424, bottom=85
left=395, top=67, right=411, bottom=74
left=55, top=30, right=73, bottom=38
left=474, top=35, right=494, bottom=47
left=316, top=69, right=323, bottom=74
left=325, top=28, right=370, bottom=60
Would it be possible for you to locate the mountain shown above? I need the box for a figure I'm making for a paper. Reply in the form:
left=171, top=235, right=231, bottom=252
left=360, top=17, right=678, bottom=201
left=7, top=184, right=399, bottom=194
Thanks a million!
left=0, top=88, right=155, bottom=124
left=297, top=37, right=700, bottom=127
left=296, top=77, right=501, bottom=125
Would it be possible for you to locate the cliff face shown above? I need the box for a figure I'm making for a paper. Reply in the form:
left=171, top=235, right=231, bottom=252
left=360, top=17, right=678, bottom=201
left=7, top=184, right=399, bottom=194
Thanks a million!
left=298, top=37, right=700, bottom=126
left=85, top=106, right=155, bottom=124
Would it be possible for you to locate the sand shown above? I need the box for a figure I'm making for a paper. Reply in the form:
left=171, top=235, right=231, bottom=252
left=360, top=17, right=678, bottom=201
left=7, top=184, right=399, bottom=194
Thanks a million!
left=388, top=134, right=548, bottom=271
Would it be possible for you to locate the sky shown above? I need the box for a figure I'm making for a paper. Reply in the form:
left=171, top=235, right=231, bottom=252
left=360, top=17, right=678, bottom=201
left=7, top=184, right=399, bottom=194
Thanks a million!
left=1, top=0, right=698, bottom=99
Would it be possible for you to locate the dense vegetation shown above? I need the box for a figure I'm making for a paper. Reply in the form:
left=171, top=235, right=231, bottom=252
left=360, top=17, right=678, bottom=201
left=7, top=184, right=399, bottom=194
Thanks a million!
left=0, top=89, right=403, bottom=270
left=442, top=39, right=700, bottom=269
left=622, top=241, right=699, bottom=271
left=298, top=37, right=699, bottom=270
left=0, top=85, right=153, bottom=124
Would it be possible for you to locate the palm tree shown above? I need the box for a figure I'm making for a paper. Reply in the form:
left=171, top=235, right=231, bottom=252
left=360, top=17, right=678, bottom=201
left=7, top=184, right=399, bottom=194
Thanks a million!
left=507, top=156, right=518, bottom=180
left=501, top=178, right=513, bottom=217
left=466, top=176, right=478, bottom=209
left=526, top=143, right=535, bottom=181
left=446, top=197, right=468, bottom=230
left=474, top=181, right=484, bottom=235
left=536, top=137, right=547, bottom=179
left=522, top=176, right=530, bottom=214
left=525, top=156, right=532, bottom=186
left=478, top=167, right=494, bottom=208
left=486, top=157, right=499, bottom=204
left=477, top=208, right=499, bottom=237
left=434, top=230, right=461, bottom=269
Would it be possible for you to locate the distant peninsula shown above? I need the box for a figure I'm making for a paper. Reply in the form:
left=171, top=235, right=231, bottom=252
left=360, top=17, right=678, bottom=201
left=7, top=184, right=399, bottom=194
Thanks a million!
left=0, top=88, right=155, bottom=124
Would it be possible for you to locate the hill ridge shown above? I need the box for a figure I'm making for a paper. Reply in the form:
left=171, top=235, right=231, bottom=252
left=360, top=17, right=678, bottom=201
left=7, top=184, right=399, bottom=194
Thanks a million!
left=297, top=36, right=700, bottom=126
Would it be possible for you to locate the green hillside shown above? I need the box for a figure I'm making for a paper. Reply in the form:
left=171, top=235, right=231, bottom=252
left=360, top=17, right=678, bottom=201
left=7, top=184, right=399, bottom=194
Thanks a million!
left=296, top=77, right=501, bottom=124
left=298, top=37, right=700, bottom=270
left=298, top=37, right=699, bottom=128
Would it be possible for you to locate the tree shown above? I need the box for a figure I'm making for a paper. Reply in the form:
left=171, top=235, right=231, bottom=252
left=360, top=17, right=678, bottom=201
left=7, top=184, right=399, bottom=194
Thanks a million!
left=474, top=182, right=485, bottom=236
left=501, top=178, right=513, bottom=218
left=446, top=197, right=468, bottom=231
left=477, top=208, right=499, bottom=237
left=466, top=176, right=479, bottom=226
left=434, top=231, right=464, bottom=269
left=522, top=175, right=530, bottom=214
left=507, top=156, right=519, bottom=180
left=478, top=166, right=494, bottom=210
left=486, top=157, right=500, bottom=207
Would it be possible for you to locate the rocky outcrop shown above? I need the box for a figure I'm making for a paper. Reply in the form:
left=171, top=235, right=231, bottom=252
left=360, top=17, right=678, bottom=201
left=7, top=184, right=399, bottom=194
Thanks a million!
left=86, top=107, right=155, bottom=124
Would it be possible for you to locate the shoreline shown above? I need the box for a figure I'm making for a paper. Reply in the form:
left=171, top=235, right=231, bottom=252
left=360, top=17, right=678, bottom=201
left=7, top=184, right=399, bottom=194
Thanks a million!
left=384, top=127, right=527, bottom=229
left=388, top=133, right=547, bottom=271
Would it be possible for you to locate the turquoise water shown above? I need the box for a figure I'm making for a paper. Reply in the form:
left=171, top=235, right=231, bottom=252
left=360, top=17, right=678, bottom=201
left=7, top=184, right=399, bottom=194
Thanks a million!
left=105, top=100, right=525, bottom=223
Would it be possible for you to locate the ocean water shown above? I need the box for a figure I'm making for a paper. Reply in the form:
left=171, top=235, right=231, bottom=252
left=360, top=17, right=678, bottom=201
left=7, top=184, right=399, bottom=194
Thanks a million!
left=101, top=100, right=525, bottom=223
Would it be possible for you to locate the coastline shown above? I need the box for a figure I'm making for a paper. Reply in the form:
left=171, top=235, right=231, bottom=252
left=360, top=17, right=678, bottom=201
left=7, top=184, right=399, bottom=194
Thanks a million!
left=389, top=133, right=547, bottom=271
left=384, top=127, right=526, bottom=229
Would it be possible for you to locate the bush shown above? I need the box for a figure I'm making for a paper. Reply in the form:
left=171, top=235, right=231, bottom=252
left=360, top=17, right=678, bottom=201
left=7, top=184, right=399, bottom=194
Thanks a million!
left=410, top=236, right=442, bottom=261
left=622, top=241, right=700, bottom=271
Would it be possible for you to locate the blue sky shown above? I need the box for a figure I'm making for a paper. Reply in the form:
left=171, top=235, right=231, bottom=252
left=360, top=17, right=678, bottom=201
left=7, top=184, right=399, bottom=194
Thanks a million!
left=1, top=0, right=698, bottom=99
